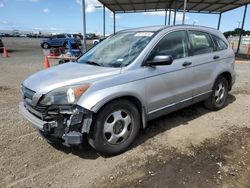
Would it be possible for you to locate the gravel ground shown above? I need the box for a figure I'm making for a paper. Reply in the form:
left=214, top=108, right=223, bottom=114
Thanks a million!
left=0, top=37, right=250, bottom=188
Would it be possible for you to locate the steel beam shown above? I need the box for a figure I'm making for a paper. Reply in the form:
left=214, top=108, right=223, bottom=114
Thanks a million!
left=173, top=9, right=177, bottom=25
left=99, top=0, right=244, bottom=13
left=222, top=2, right=248, bottom=13
left=176, top=9, right=220, bottom=14
left=113, top=12, right=116, bottom=34
left=212, top=0, right=239, bottom=12
left=217, top=13, right=222, bottom=30
left=182, top=0, right=187, bottom=24
left=236, top=4, right=248, bottom=55
left=168, top=9, right=171, bottom=25
left=103, top=1, right=241, bottom=7
left=165, top=9, right=167, bottom=25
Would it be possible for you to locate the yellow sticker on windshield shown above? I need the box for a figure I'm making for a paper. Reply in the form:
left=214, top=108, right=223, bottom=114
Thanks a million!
left=134, top=32, right=154, bottom=37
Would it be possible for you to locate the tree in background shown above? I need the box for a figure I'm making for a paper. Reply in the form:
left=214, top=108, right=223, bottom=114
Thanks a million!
left=224, top=28, right=250, bottom=38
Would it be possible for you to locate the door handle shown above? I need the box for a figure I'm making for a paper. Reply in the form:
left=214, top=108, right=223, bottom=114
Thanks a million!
left=213, top=55, right=220, bottom=60
left=182, top=62, right=192, bottom=67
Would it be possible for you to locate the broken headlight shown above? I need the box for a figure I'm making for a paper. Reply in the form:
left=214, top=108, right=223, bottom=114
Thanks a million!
left=40, top=84, right=90, bottom=105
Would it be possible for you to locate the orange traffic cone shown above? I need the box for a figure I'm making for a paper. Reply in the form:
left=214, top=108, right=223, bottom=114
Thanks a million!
left=43, top=56, right=50, bottom=69
left=3, top=47, right=9, bottom=58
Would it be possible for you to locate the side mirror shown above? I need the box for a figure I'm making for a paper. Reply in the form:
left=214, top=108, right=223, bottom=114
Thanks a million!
left=145, top=55, right=173, bottom=66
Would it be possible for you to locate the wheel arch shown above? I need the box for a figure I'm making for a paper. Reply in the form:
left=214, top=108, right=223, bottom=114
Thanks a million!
left=93, top=95, right=147, bottom=129
left=217, top=71, right=232, bottom=91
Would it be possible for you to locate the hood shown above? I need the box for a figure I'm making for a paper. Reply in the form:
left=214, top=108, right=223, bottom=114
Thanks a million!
left=23, top=63, right=121, bottom=94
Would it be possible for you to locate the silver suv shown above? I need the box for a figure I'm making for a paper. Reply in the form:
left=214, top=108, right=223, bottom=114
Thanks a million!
left=20, top=25, right=236, bottom=155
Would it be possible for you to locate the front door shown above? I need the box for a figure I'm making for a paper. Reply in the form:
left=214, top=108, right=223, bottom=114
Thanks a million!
left=144, top=30, right=194, bottom=119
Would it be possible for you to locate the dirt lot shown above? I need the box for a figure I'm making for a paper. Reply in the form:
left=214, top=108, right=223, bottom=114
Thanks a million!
left=0, top=37, right=250, bottom=188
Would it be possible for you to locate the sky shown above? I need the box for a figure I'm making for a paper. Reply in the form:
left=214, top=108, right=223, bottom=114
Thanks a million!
left=0, top=0, right=250, bottom=35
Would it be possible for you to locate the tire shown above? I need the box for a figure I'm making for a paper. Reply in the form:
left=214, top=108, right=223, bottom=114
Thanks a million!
left=64, top=42, right=69, bottom=49
left=42, top=42, right=50, bottom=49
left=88, top=99, right=140, bottom=156
left=204, top=76, right=229, bottom=111
left=58, top=60, right=65, bottom=64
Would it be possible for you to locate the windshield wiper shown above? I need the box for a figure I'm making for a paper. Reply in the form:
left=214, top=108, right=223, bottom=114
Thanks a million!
left=86, top=61, right=101, bottom=66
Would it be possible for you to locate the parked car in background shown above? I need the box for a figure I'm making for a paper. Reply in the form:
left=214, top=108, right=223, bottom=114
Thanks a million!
left=40, top=33, right=82, bottom=49
left=0, top=38, right=4, bottom=48
left=73, top=34, right=83, bottom=40
left=86, top=33, right=99, bottom=40
left=20, top=25, right=235, bottom=156
left=0, top=38, right=4, bottom=53
left=93, top=39, right=100, bottom=45
left=0, top=33, right=10, bottom=37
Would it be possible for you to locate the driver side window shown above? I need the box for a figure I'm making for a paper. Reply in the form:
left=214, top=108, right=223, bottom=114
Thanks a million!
left=152, top=30, right=189, bottom=60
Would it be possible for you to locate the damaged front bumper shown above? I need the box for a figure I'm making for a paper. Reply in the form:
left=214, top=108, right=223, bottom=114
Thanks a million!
left=19, top=101, right=93, bottom=145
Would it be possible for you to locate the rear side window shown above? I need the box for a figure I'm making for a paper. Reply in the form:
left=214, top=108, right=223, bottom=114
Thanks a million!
left=188, top=30, right=214, bottom=56
left=57, top=34, right=65, bottom=38
left=152, top=30, right=189, bottom=60
left=212, top=35, right=228, bottom=51
left=66, top=34, right=72, bottom=38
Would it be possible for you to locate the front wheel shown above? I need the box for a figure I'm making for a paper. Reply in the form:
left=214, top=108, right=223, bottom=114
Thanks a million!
left=88, top=99, right=140, bottom=156
left=204, top=76, right=229, bottom=110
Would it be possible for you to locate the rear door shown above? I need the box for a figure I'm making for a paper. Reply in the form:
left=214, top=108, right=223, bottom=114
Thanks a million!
left=50, top=35, right=58, bottom=46
left=187, top=30, right=217, bottom=99
left=56, top=34, right=66, bottom=46
left=144, top=30, right=194, bottom=119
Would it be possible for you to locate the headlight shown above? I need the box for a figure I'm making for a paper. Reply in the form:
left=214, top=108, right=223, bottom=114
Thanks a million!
left=40, top=84, right=90, bottom=105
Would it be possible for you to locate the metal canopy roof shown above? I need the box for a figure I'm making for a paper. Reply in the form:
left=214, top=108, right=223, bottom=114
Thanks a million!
left=98, top=0, right=250, bottom=14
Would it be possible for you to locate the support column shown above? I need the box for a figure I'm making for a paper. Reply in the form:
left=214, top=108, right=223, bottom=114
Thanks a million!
left=168, top=9, right=171, bottom=25
left=182, top=0, right=187, bottom=24
left=164, top=9, right=167, bottom=25
left=217, top=13, right=222, bottom=30
left=113, top=12, right=116, bottom=34
left=173, top=9, right=177, bottom=25
left=237, top=4, right=248, bottom=55
left=103, top=6, right=105, bottom=38
left=81, top=0, right=87, bottom=52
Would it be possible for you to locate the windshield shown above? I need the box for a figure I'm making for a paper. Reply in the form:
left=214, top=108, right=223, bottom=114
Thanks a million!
left=78, top=31, right=155, bottom=67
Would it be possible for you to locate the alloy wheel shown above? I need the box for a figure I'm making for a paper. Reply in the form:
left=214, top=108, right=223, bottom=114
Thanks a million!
left=103, top=110, right=132, bottom=145
left=214, top=82, right=226, bottom=105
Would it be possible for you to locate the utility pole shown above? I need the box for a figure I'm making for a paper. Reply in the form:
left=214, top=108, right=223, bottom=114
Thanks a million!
left=81, top=0, right=87, bottom=52
left=103, top=6, right=105, bottom=38
left=236, top=5, right=248, bottom=55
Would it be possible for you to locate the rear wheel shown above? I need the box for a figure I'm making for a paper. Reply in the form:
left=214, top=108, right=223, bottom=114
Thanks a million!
left=42, top=42, right=50, bottom=49
left=64, top=42, right=69, bottom=49
left=204, top=76, right=229, bottom=110
left=88, top=99, right=140, bottom=156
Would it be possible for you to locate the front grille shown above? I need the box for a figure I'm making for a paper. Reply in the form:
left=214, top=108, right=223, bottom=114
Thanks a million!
left=24, top=101, right=48, bottom=120
left=21, top=86, right=48, bottom=120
